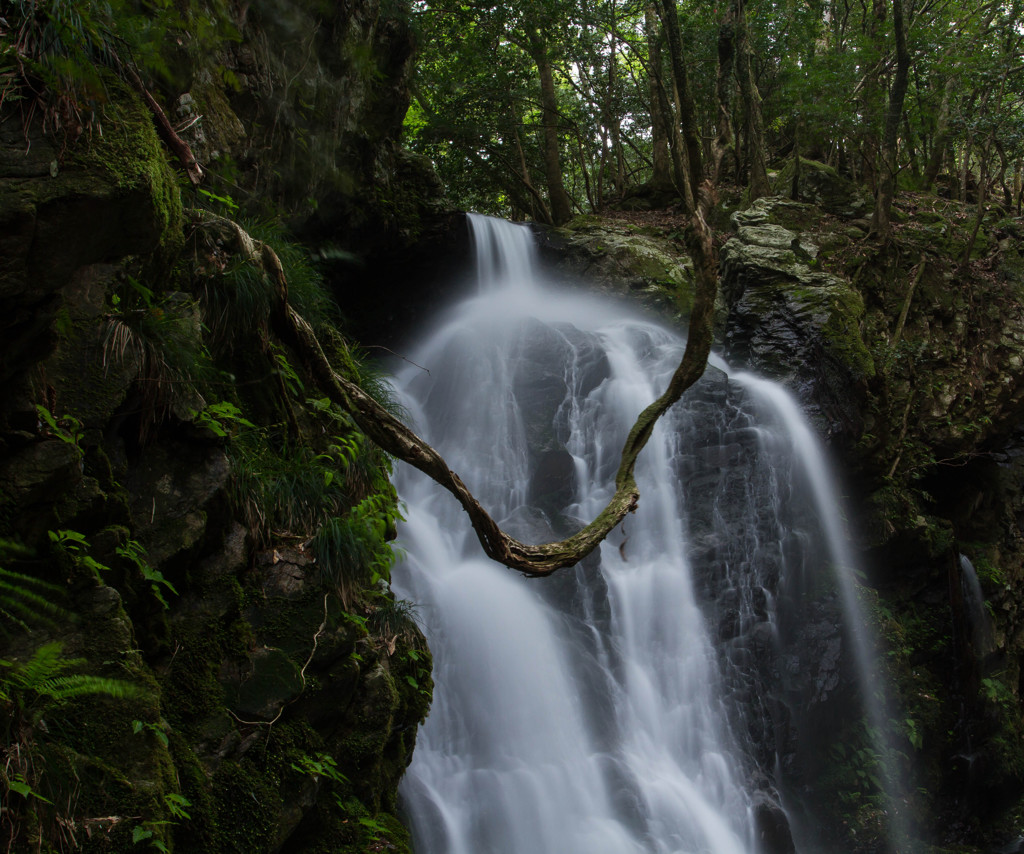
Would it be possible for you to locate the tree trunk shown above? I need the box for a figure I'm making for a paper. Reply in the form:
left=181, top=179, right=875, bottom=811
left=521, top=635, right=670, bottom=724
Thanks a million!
left=512, top=120, right=553, bottom=224
left=903, top=112, right=920, bottom=181
left=646, top=4, right=674, bottom=191
left=962, top=139, right=991, bottom=267
left=922, top=79, right=953, bottom=190
left=995, top=141, right=1012, bottom=208
left=529, top=30, right=574, bottom=226
left=658, top=0, right=703, bottom=199
left=734, top=0, right=770, bottom=201
left=1015, top=157, right=1023, bottom=214
left=605, top=13, right=626, bottom=198
left=871, top=0, right=910, bottom=239
left=713, top=2, right=737, bottom=182
left=860, top=0, right=887, bottom=192
left=960, top=138, right=973, bottom=202
left=792, top=123, right=802, bottom=200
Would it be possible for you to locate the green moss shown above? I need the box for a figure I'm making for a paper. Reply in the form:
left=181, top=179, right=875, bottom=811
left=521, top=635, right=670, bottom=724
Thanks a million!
left=159, top=623, right=235, bottom=740
left=821, top=284, right=875, bottom=380
left=211, top=759, right=282, bottom=853
left=75, top=79, right=185, bottom=262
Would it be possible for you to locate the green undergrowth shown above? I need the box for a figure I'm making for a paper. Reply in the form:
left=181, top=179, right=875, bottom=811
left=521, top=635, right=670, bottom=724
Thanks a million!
left=1, top=173, right=429, bottom=852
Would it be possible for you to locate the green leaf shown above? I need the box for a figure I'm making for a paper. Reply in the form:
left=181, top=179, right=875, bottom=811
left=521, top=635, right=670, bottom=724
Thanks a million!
left=9, top=777, right=53, bottom=804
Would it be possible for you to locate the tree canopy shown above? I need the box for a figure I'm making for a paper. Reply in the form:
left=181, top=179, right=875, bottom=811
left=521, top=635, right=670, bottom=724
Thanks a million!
left=405, top=0, right=1024, bottom=230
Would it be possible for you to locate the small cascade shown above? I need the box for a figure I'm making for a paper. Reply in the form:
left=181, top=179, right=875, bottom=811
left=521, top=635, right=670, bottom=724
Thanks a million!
left=390, top=213, right=898, bottom=853
left=959, top=555, right=994, bottom=660
left=733, top=374, right=913, bottom=850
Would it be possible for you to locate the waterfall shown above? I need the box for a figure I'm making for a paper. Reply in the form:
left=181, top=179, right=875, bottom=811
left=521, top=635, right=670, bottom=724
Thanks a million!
left=390, top=214, right=887, bottom=853
left=959, top=555, right=993, bottom=659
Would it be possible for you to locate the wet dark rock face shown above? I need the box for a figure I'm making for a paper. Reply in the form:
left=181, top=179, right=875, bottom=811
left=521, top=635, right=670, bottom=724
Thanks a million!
left=541, top=179, right=1024, bottom=849
left=513, top=320, right=611, bottom=520
left=718, top=197, right=873, bottom=451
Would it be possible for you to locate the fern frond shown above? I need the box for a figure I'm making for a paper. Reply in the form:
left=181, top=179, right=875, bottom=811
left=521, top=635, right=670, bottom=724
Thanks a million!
left=4, top=641, right=72, bottom=692
left=35, top=674, right=143, bottom=702
left=2, top=641, right=141, bottom=703
left=0, top=567, right=67, bottom=632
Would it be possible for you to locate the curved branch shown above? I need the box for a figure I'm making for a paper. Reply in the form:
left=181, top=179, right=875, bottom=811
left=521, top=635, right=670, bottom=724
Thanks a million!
left=201, top=199, right=717, bottom=576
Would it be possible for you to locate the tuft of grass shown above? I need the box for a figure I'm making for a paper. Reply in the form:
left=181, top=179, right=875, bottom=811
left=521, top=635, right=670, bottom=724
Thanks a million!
left=228, top=436, right=352, bottom=544
left=311, top=493, right=402, bottom=606
left=368, top=597, right=421, bottom=642
left=102, top=290, right=214, bottom=439
left=199, top=259, right=276, bottom=352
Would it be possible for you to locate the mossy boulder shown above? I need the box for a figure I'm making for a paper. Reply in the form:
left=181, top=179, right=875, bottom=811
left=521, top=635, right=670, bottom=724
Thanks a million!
left=719, top=197, right=874, bottom=446
left=539, top=218, right=696, bottom=320
left=772, top=157, right=871, bottom=219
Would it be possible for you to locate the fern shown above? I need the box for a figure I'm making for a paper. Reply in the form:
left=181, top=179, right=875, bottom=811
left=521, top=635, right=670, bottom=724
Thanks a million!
left=1, top=639, right=144, bottom=846
left=0, top=567, right=66, bottom=634
left=102, top=293, right=215, bottom=439
left=229, top=437, right=352, bottom=542
left=2, top=641, right=142, bottom=732
left=312, top=494, right=404, bottom=602
left=2, top=0, right=237, bottom=131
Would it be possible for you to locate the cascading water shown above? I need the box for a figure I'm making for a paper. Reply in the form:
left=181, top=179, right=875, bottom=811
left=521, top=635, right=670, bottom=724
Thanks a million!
left=390, top=214, right=893, bottom=853
left=960, top=555, right=994, bottom=659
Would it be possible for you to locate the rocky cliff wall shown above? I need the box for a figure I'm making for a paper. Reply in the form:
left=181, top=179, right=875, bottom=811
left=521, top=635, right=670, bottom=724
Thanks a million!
left=0, top=2, right=445, bottom=851
left=544, top=169, right=1024, bottom=852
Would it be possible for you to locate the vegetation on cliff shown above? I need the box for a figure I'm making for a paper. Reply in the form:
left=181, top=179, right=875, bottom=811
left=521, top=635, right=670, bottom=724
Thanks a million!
left=2, top=0, right=1024, bottom=852
left=0, top=1, right=436, bottom=852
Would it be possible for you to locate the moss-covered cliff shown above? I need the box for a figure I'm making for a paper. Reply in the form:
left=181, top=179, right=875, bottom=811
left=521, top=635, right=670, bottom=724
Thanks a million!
left=0, top=2, right=444, bottom=851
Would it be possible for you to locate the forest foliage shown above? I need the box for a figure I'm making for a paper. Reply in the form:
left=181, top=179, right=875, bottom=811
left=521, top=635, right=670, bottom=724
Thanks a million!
left=405, top=0, right=1024, bottom=230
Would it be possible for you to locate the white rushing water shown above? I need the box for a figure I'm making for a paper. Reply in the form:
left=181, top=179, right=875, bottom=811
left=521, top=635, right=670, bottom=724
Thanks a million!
left=390, top=214, right=886, bottom=853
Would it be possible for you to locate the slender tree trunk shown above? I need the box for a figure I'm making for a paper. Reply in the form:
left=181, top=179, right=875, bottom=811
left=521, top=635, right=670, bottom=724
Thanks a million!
left=528, top=30, right=574, bottom=226
left=962, top=139, right=991, bottom=267
left=646, top=4, right=674, bottom=191
left=512, top=121, right=552, bottom=224
left=658, top=0, right=703, bottom=198
left=923, top=78, right=953, bottom=190
left=860, top=0, right=887, bottom=192
left=948, top=145, right=961, bottom=200
left=734, top=0, right=770, bottom=201
left=961, top=138, right=973, bottom=202
left=995, top=141, right=1012, bottom=207
left=792, top=123, right=803, bottom=200
left=871, top=0, right=910, bottom=239
left=903, top=112, right=920, bottom=181
left=605, top=11, right=625, bottom=197
left=713, top=2, right=737, bottom=182
left=1014, top=158, right=1022, bottom=214
left=654, top=72, right=693, bottom=209
left=573, top=133, right=597, bottom=212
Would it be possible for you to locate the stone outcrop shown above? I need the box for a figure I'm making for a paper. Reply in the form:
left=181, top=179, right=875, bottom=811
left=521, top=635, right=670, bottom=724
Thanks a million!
left=719, top=197, right=874, bottom=448
left=538, top=216, right=696, bottom=320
